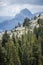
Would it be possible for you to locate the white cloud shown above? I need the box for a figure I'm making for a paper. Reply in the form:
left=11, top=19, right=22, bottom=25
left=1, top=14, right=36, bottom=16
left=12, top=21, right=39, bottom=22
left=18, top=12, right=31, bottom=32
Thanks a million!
left=0, top=4, right=43, bottom=16
left=0, top=0, right=43, bottom=5
left=0, top=1, right=7, bottom=6
left=0, top=4, right=20, bottom=16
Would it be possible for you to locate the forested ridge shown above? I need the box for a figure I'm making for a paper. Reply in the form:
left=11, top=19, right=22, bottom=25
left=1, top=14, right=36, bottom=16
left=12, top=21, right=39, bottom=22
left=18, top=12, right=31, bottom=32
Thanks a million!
left=0, top=17, right=43, bottom=65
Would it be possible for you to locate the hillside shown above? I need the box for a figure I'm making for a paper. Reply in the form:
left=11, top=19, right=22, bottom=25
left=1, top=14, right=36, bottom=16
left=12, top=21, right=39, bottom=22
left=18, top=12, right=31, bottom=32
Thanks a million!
left=0, top=15, right=43, bottom=40
left=0, top=14, right=43, bottom=65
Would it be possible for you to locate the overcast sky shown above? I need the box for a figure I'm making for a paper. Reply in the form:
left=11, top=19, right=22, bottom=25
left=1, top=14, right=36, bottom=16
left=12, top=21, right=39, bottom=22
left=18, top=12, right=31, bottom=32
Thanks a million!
left=0, top=0, right=43, bottom=16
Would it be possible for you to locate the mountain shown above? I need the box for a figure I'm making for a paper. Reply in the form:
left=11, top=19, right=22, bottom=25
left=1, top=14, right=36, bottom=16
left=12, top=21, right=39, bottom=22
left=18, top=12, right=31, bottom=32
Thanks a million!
left=0, top=16, right=14, bottom=23
left=0, top=8, right=33, bottom=31
left=34, top=12, right=43, bottom=16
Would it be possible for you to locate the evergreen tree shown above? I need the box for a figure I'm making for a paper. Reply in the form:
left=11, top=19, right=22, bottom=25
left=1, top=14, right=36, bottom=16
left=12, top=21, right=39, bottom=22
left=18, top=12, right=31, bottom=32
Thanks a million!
left=0, top=44, right=7, bottom=65
left=2, top=30, right=10, bottom=47
left=6, top=39, right=21, bottom=65
left=23, top=17, right=30, bottom=27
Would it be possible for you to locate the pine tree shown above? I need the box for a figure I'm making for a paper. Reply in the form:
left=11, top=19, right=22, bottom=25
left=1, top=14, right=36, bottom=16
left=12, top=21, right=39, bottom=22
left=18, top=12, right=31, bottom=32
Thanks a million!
left=6, top=39, right=21, bottom=65
left=2, top=30, right=10, bottom=47
left=0, top=44, right=7, bottom=65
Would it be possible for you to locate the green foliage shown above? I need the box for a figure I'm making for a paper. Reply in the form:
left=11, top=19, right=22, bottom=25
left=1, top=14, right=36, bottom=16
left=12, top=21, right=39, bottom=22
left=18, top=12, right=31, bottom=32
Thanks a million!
left=5, top=39, right=21, bottom=65
left=34, top=27, right=40, bottom=39
left=0, top=44, right=7, bottom=65
left=23, top=17, right=30, bottom=27
left=2, top=30, right=10, bottom=47
left=34, top=16, right=37, bottom=20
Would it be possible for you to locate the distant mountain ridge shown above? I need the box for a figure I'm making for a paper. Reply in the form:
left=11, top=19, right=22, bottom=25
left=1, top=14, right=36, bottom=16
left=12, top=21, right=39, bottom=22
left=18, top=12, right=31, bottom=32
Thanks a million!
left=0, top=8, right=43, bottom=31
left=34, top=12, right=43, bottom=16
left=0, top=16, right=14, bottom=23
left=0, top=8, right=33, bottom=31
